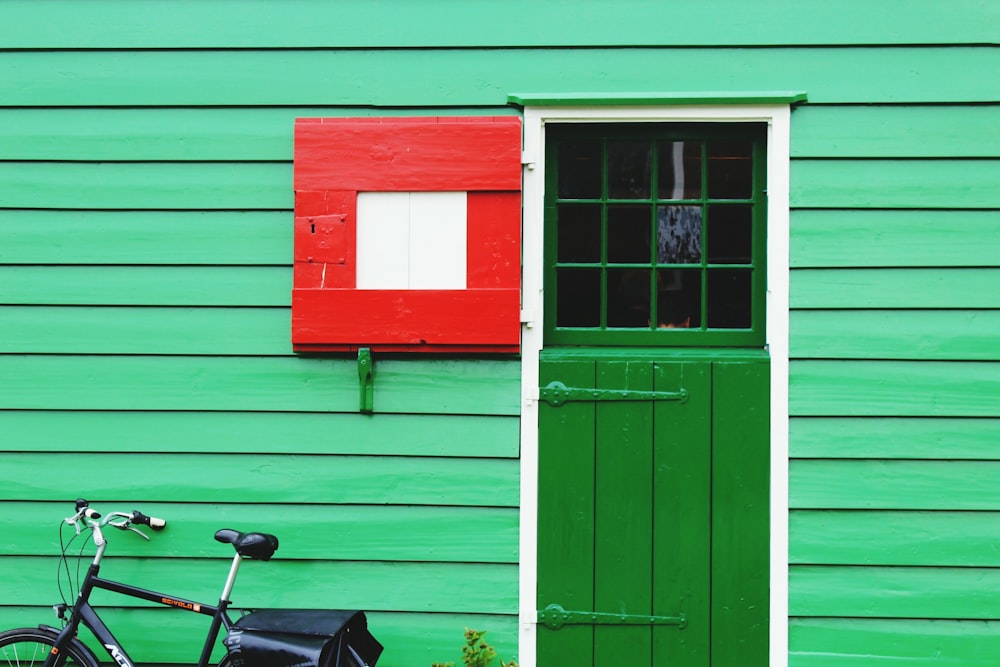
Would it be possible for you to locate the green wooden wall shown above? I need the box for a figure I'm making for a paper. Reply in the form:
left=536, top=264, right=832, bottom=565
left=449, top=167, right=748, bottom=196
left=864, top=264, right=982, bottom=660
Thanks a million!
left=1, top=1, right=998, bottom=665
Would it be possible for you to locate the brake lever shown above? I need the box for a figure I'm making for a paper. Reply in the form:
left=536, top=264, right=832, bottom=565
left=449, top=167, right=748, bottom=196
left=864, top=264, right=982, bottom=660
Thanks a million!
left=105, top=514, right=150, bottom=541
left=126, top=525, right=151, bottom=541
left=64, top=513, right=84, bottom=536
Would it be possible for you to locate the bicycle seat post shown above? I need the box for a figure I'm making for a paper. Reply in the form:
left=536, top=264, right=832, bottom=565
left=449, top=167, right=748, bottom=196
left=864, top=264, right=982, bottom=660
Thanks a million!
left=220, top=552, right=243, bottom=604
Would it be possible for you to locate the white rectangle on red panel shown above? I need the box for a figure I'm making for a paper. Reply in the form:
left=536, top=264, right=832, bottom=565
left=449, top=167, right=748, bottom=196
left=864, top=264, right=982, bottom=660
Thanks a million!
left=292, top=116, right=522, bottom=354
left=356, top=191, right=467, bottom=290
left=356, top=191, right=410, bottom=290
left=407, top=192, right=467, bottom=289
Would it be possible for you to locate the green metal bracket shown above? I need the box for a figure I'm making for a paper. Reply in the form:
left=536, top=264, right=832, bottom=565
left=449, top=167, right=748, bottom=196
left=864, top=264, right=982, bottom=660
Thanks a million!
left=358, top=348, right=374, bottom=414
left=537, top=603, right=686, bottom=631
left=539, top=380, right=688, bottom=407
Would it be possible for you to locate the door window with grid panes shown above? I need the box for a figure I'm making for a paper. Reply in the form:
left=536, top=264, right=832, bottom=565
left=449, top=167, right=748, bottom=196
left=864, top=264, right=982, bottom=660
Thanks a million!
left=544, top=123, right=767, bottom=346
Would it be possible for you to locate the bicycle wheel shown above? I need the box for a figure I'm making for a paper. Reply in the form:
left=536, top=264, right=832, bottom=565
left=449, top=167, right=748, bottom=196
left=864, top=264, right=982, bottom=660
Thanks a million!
left=0, top=627, right=98, bottom=667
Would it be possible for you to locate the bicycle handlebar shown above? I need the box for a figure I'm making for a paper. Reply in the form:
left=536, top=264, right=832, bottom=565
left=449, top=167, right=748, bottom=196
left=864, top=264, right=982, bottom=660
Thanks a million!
left=66, top=499, right=167, bottom=540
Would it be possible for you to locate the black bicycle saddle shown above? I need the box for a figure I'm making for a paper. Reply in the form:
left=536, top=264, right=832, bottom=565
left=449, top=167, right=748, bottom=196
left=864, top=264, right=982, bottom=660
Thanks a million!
left=214, top=529, right=279, bottom=561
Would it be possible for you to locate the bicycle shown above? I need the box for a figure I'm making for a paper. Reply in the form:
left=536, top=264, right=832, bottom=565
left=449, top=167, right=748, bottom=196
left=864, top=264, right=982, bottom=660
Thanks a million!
left=0, top=499, right=382, bottom=667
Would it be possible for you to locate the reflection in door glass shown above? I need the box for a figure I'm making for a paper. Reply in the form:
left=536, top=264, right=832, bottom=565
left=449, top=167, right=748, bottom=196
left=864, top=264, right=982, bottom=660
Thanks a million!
left=657, top=206, right=702, bottom=264
left=658, top=141, right=702, bottom=200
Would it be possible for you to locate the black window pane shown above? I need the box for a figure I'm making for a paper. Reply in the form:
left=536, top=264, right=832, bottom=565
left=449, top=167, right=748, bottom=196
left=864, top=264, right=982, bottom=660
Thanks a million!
left=657, top=205, right=702, bottom=264
left=556, top=268, right=601, bottom=327
left=707, top=205, right=752, bottom=264
left=656, top=269, right=701, bottom=329
left=557, top=204, right=602, bottom=263
left=607, top=141, right=651, bottom=199
left=607, top=205, right=651, bottom=263
left=707, top=269, right=752, bottom=328
left=608, top=269, right=652, bottom=328
left=658, top=140, right=702, bottom=199
left=558, top=142, right=602, bottom=199
left=707, top=141, right=753, bottom=199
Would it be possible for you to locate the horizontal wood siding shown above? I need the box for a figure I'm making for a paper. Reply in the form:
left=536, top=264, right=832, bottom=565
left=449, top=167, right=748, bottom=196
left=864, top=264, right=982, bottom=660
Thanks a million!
left=1, top=0, right=994, bottom=47
left=782, top=3, right=1000, bottom=663
left=1, top=48, right=997, bottom=106
left=0, top=8, right=524, bottom=661
left=1, top=2, right=997, bottom=665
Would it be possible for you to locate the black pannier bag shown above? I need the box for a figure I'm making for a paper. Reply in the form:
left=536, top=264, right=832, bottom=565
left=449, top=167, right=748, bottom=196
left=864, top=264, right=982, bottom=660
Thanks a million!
left=224, top=609, right=383, bottom=667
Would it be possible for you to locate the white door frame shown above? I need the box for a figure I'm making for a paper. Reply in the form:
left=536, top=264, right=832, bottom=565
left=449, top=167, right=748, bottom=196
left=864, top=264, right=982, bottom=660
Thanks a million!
left=517, top=103, right=791, bottom=667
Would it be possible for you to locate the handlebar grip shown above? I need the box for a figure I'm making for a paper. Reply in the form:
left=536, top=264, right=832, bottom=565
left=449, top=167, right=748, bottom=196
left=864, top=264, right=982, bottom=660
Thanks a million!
left=132, top=510, right=166, bottom=531
left=75, top=498, right=102, bottom=519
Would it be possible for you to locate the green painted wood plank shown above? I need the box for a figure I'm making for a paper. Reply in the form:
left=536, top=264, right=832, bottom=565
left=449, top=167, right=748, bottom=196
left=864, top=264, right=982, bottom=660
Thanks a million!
left=2, top=410, right=520, bottom=457
left=0, top=356, right=521, bottom=415
left=1, top=0, right=994, bottom=48
left=791, top=159, right=1000, bottom=209
left=790, top=210, right=1000, bottom=268
left=791, top=269, right=1000, bottom=309
left=537, top=360, right=596, bottom=667
left=790, top=417, right=1000, bottom=460
left=652, top=362, right=710, bottom=666
left=594, top=362, right=652, bottom=666
left=791, top=460, right=1000, bottom=510
left=0, top=162, right=291, bottom=210
left=1, top=48, right=996, bottom=107
left=1, top=501, right=518, bottom=563
left=0, top=452, right=519, bottom=507
left=0, top=266, right=291, bottom=306
left=0, top=107, right=516, bottom=161
left=790, top=618, right=1000, bottom=667
left=0, top=607, right=519, bottom=667
left=790, top=310, right=1000, bottom=361
left=0, top=307, right=291, bottom=355
left=791, top=105, right=1000, bottom=158
left=711, top=361, right=770, bottom=667
left=790, top=565, right=1000, bottom=620
left=790, top=510, right=1000, bottom=567
left=790, top=360, right=1000, bottom=417
left=0, top=210, right=291, bottom=264
left=0, top=557, right=517, bottom=614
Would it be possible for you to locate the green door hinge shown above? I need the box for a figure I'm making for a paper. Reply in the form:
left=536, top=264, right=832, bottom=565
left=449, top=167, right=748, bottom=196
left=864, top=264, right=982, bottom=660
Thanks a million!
left=539, top=380, right=688, bottom=407
left=537, top=603, right=686, bottom=631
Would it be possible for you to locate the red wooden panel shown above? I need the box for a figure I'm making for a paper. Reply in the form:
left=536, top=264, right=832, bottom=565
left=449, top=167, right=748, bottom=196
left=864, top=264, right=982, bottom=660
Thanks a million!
left=294, top=214, right=347, bottom=264
left=293, top=191, right=356, bottom=289
left=292, top=116, right=522, bottom=354
left=467, top=192, right=521, bottom=289
left=291, top=288, right=521, bottom=352
left=294, top=117, right=522, bottom=192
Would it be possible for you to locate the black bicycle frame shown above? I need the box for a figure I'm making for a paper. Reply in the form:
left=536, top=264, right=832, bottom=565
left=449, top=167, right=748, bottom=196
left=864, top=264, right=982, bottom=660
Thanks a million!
left=44, top=559, right=235, bottom=667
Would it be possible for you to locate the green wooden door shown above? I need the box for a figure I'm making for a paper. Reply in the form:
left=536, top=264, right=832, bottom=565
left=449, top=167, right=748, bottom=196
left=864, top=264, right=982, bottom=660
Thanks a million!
left=537, top=353, right=769, bottom=667
left=537, top=121, right=770, bottom=666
